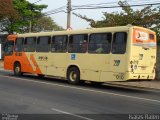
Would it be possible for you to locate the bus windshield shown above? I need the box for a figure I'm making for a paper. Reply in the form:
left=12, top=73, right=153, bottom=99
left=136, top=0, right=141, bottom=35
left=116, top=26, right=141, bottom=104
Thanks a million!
left=4, top=41, right=14, bottom=56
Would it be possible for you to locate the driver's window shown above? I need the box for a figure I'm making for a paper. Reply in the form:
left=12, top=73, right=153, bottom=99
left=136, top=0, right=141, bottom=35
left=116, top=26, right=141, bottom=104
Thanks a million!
left=4, top=41, right=14, bottom=56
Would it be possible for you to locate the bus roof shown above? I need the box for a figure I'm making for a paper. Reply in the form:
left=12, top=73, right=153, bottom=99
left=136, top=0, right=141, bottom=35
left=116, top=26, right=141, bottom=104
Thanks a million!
left=12, top=25, right=156, bottom=38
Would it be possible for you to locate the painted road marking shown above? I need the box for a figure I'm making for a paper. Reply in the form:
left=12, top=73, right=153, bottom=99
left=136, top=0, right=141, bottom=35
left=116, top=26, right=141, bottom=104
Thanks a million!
left=1, top=69, right=160, bottom=93
left=51, top=108, right=93, bottom=120
left=1, top=74, right=160, bottom=104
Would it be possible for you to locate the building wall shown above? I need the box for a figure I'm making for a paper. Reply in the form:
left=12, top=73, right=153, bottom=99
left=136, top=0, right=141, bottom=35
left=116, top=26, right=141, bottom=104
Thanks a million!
left=0, top=34, right=7, bottom=60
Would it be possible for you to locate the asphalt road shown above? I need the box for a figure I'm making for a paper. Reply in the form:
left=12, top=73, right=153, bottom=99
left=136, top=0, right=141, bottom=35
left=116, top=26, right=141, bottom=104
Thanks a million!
left=0, top=70, right=160, bottom=120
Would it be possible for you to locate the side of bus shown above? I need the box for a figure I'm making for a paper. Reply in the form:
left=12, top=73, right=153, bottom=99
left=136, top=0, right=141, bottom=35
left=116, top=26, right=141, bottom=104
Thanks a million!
left=4, top=26, right=156, bottom=84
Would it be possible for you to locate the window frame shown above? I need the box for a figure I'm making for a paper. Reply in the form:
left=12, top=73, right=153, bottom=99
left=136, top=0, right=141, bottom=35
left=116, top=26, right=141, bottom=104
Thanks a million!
left=111, top=32, right=127, bottom=54
left=68, top=34, right=88, bottom=53
left=51, top=35, right=68, bottom=53
left=36, top=36, right=51, bottom=52
left=88, top=32, right=112, bottom=54
left=23, top=37, right=37, bottom=52
left=14, top=37, right=24, bottom=52
left=4, top=41, right=14, bottom=56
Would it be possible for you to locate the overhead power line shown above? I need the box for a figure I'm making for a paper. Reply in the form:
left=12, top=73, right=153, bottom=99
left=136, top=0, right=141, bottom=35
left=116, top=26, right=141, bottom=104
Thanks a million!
left=72, top=2, right=160, bottom=10
left=44, top=10, right=66, bottom=16
left=72, top=0, right=160, bottom=8
left=43, top=6, right=66, bottom=15
left=72, top=1, right=118, bottom=7
left=43, top=1, right=160, bottom=16
left=33, top=0, right=42, bottom=4
left=29, top=0, right=43, bottom=32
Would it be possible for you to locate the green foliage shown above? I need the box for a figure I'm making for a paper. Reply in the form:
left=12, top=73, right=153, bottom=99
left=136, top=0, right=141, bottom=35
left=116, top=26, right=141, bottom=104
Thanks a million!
left=32, top=16, right=64, bottom=32
left=12, top=0, right=47, bottom=33
left=0, top=0, right=46, bottom=33
left=74, top=6, right=160, bottom=42
left=0, top=0, right=63, bottom=34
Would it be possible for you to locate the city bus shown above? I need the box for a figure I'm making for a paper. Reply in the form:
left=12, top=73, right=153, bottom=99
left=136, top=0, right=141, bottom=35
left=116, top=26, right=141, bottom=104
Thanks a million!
left=4, top=25, right=156, bottom=84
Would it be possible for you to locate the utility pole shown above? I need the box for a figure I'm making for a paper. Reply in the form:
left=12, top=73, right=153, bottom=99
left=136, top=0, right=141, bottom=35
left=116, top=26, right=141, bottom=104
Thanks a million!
left=29, top=21, right=32, bottom=33
left=29, top=4, right=33, bottom=33
left=67, top=0, right=71, bottom=29
left=29, top=0, right=42, bottom=33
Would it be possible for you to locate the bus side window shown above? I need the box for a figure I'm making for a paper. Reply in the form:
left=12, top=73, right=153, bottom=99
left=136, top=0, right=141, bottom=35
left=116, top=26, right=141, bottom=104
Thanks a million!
left=36, top=36, right=51, bottom=52
left=51, top=35, right=68, bottom=53
left=88, top=33, right=112, bottom=54
left=15, top=38, right=24, bottom=52
left=68, top=34, right=88, bottom=53
left=112, top=32, right=127, bottom=54
left=24, top=37, right=36, bottom=52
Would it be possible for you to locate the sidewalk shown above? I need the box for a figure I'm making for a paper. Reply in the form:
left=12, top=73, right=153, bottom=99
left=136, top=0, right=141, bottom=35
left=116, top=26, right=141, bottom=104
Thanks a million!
left=105, top=80, right=160, bottom=90
left=0, top=60, right=160, bottom=90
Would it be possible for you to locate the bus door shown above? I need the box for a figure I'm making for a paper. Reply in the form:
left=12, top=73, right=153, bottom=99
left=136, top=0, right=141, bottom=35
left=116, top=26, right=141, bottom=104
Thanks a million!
left=47, top=35, right=68, bottom=77
left=22, top=37, right=37, bottom=74
left=83, top=33, right=112, bottom=82
left=4, top=40, right=14, bottom=70
left=110, top=32, right=128, bottom=81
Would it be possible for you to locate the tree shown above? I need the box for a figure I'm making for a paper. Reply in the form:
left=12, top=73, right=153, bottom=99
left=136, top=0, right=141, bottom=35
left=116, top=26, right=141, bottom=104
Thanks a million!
left=6, top=0, right=48, bottom=34
left=32, top=16, right=64, bottom=32
left=0, top=0, right=63, bottom=34
left=73, top=5, right=160, bottom=42
left=0, top=0, right=18, bottom=21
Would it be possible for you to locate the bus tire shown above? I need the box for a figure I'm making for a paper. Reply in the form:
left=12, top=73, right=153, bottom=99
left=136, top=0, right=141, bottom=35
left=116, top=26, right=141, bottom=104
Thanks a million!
left=14, top=62, right=23, bottom=76
left=67, top=67, right=80, bottom=85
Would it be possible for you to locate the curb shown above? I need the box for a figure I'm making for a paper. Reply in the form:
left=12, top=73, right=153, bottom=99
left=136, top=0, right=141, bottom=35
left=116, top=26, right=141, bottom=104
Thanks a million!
left=105, top=82, right=160, bottom=90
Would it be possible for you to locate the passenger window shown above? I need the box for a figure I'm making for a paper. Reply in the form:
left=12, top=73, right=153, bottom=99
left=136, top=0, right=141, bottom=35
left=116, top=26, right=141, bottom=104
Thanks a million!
left=88, top=33, right=112, bottom=54
left=51, top=35, right=68, bottom=53
left=112, top=32, right=127, bottom=54
left=36, top=36, right=51, bottom=52
left=24, top=37, right=36, bottom=52
left=15, top=38, right=24, bottom=52
left=68, top=34, right=88, bottom=53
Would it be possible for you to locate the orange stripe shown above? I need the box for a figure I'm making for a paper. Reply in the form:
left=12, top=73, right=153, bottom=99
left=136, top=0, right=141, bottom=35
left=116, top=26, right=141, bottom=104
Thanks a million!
left=30, top=54, right=42, bottom=74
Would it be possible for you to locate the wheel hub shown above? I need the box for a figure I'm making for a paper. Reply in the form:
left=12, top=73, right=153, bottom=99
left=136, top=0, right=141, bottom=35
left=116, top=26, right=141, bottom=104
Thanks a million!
left=70, top=71, right=77, bottom=81
left=15, top=66, right=20, bottom=73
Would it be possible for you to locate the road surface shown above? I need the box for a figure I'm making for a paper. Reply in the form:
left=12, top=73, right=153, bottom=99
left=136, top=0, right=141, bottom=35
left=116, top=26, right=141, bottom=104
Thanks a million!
left=0, top=70, right=160, bottom=120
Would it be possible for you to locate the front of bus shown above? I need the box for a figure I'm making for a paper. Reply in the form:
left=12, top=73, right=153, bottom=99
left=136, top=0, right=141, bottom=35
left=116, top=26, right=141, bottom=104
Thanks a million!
left=4, top=35, right=17, bottom=71
left=129, top=26, right=156, bottom=80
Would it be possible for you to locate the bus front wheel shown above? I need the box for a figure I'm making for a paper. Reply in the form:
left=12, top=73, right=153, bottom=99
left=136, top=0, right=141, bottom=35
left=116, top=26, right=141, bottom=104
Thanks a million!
left=14, top=63, right=23, bottom=76
left=67, top=67, right=80, bottom=85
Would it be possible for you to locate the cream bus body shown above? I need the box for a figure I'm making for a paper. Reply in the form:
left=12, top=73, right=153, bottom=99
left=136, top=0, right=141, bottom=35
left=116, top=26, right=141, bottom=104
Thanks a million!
left=4, top=25, right=156, bottom=84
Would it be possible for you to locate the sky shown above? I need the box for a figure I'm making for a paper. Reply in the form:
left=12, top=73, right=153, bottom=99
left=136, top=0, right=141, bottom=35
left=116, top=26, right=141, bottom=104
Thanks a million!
left=27, top=0, right=157, bottom=30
